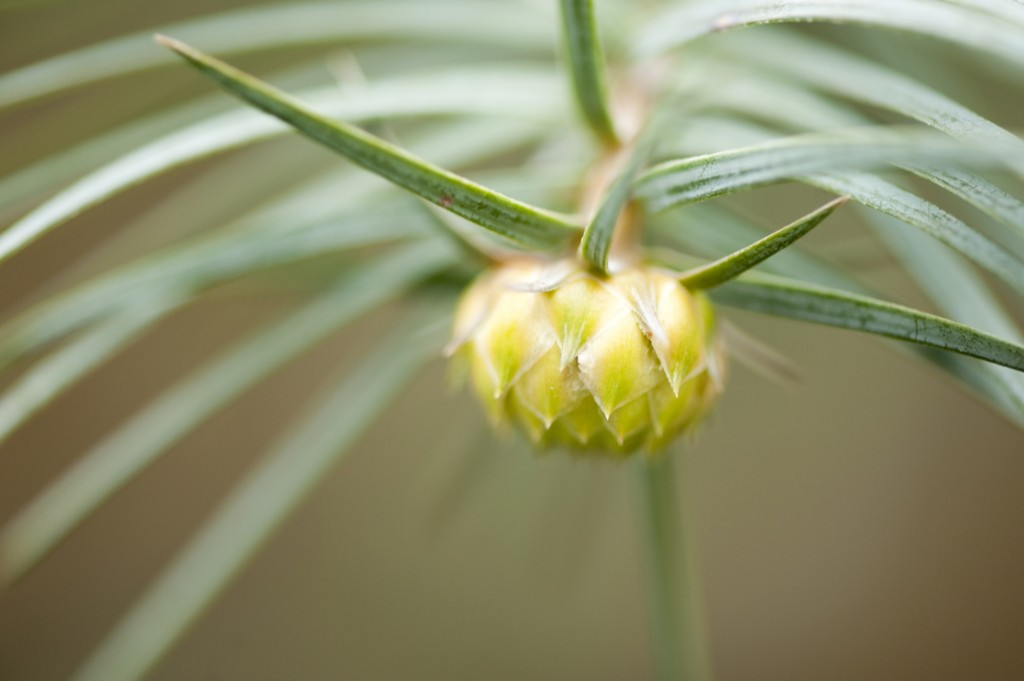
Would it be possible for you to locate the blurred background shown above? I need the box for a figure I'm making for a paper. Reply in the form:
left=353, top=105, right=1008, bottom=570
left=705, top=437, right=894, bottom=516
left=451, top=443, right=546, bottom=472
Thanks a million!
left=1, top=1, right=1023, bottom=680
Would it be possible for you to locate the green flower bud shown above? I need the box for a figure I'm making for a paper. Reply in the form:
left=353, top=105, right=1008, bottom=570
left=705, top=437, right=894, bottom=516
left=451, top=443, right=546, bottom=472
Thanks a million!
left=449, top=259, right=724, bottom=456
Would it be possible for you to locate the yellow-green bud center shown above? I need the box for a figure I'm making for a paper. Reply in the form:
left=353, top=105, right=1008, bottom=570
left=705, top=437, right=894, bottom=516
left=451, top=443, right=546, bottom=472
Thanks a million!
left=449, top=259, right=723, bottom=456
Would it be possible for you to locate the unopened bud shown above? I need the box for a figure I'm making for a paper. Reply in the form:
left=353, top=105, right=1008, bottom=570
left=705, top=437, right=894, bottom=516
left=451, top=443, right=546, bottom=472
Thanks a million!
left=449, top=259, right=724, bottom=455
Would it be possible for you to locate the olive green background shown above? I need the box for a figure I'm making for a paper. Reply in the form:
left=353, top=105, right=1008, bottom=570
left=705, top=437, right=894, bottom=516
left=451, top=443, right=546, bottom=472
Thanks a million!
left=1, top=1, right=1023, bottom=680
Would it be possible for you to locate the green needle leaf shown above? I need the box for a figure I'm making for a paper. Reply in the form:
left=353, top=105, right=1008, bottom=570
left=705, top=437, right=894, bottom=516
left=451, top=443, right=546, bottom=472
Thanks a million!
left=157, top=36, right=580, bottom=251
left=809, top=171, right=1024, bottom=296
left=655, top=203, right=1024, bottom=422
left=0, top=204, right=424, bottom=372
left=706, top=32, right=1024, bottom=247
left=0, top=95, right=223, bottom=213
left=66, top=307, right=447, bottom=681
left=904, top=167, right=1024, bottom=250
left=711, top=272, right=1024, bottom=373
left=559, top=0, right=618, bottom=144
left=637, top=0, right=1024, bottom=66
left=654, top=203, right=868, bottom=293
left=0, top=240, right=454, bottom=586
left=0, top=292, right=183, bottom=447
left=679, top=196, right=846, bottom=289
left=720, top=30, right=1024, bottom=169
left=681, top=69, right=1024, bottom=255
left=0, top=72, right=558, bottom=267
left=924, top=0, right=1024, bottom=28
left=579, top=124, right=660, bottom=272
left=0, top=118, right=552, bottom=375
left=636, top=132, right=1006, bottom=212
left=870, top=212, right=1024, bottom=426
left=637, top=126, right=1024, bottom=296
left=0, top=1, right=554, bottom=110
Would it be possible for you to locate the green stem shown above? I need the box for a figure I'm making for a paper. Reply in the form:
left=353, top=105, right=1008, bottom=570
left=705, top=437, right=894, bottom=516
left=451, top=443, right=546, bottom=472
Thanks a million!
left=635, top=454, right=712, bottom=681
left=559, top=0, right=619, bottom=146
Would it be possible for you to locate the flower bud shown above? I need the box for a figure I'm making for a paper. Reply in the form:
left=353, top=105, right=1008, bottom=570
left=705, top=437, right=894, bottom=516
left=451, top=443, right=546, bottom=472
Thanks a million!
left=449, top=259, right=723, bottom=456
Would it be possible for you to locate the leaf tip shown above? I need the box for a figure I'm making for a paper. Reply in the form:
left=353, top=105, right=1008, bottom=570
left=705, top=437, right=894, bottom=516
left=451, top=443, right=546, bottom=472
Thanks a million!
left=828, top=195, right=851, bottom=210
left=154, top=34, right=198, bottom=62
left=153, top=33, right=178, bottom=49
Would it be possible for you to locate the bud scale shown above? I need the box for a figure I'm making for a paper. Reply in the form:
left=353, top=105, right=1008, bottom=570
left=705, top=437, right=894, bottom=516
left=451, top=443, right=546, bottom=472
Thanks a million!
left=449, top=259, right=723, bottom=456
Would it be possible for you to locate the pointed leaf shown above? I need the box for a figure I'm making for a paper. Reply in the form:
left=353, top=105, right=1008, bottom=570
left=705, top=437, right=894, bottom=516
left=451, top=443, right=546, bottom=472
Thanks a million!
left=0, top=0, right=554, bottom=110
left=637, top=0, right=1024, bottom=67
left=904, top=166, right=1024, bottom=251
left=679, top=196, right=846, bottom=289
left=945, top=0, right=1024, bottom=26
left=641, top=122, right=1024, bottom=296
left=710, top=272, right=1024, bottom=373
left=870, top=212, right=1024, bottom=426
left=636, top=132, right=1006, bottom=213
left=580, top=129, right=658, bottom=272
left=655, top=203, right=1024, bottom=423
left=0, top=240, right=454, bottom=585
left=653, top=203, right=869, bottom=293
left=678, top=66, right=1024, bottom=254
left=0, top=204, right=424, bottom=372
left=719, top=30, right=1024, bottom=169
left=0, top=117, right=546, bottom=373
left=0, top=95, right=224, bottom=213
left=159, top=37, right=579, bottom=250
left=809, top=171, right=1024, bottom=296
left=66, top=307, right=446, bottom=681
left=706, top=32, right=1024, bottom=245
left=0, top=292, right=182, bottom=447
left=559, top=0, right=618, bottom=144
left=0, top=68, right=561, bottom=267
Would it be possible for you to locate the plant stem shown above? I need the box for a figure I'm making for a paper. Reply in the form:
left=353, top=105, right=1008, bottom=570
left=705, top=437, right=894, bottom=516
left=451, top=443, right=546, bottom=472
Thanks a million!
left=558, top=0, right=619, bottom=146
left=635, top=453, right=712, bottom=681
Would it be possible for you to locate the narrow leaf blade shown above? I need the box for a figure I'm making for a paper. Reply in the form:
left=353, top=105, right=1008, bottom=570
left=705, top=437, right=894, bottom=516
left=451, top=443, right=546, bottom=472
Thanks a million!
left=67, top=308, right=447, bottom=681
left=869, top=211, right=1024, bottom=425
left=0, top=118, right=547, bottom=375
left=711, top=272, right=1024, bottom=373
left=0, top=203, right=423, bottom=372
left=0, top=70, right=559, bottom=267
left=0, top=240, right=454, bottom=585
left=0, top=292, right=182, bottom=447
left=637, top=0, right=1024, bottom=67
left=158, top=36, right=579, bottom=251
left=636, top=132, right=1005, bottom=212
left=638, top=124, right=1024, bottom=296
left=0, top=0, right=554, bottom=110
left=810, top=171, right=1024, bottom=296
left=679, top=196, right=846, bottom=289
left=718, top=30, right=1024, bottom=167
left=559, top=0, right=618, bottom=144
left=654, top=203, right=1024, bottom=423
left=580, top=130, right=658, bottom=271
